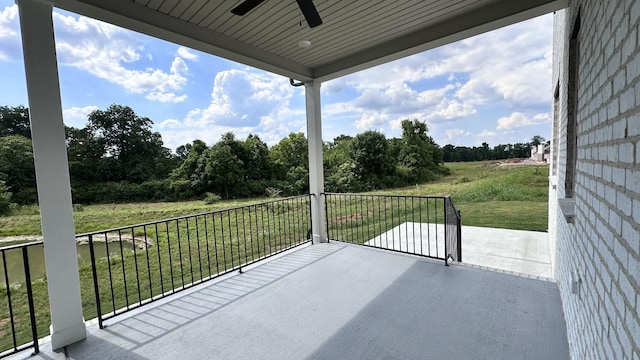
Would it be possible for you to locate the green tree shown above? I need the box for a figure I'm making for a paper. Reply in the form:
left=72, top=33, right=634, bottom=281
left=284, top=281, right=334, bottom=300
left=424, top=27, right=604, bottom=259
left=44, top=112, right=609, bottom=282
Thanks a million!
left=0, top=105, right=31, bottom=139
left=0, top=180, right=12, bottom=215
left=0, top=135, right=36, bottom=203
left=203, top=141, right=244, bottom=198
left=270, top=133, right=309, bottom=194
left=397, top=119, right=444, bottom=182
left=530, top=135, right=546, bottom=147
left=86, top=104, right=172, bottom=182
left=349, top=131, right=394, bottom=189
left=241, top=134, right=271, bottom=181
left=66, top=126, right=104, bottom=183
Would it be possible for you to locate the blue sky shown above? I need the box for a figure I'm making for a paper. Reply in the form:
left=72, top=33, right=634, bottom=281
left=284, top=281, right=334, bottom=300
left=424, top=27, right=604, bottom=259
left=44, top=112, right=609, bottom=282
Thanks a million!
left=0, top=2, right=554, bottom=152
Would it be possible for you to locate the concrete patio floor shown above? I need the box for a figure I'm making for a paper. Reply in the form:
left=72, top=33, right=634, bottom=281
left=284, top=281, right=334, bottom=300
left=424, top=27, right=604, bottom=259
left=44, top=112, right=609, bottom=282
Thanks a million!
left=18, top=242, right=568, bottom=360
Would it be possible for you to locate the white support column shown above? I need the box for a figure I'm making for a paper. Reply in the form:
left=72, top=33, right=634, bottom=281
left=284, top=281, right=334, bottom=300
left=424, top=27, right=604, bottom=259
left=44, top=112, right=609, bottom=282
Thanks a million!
left=17, top=0, right=86, bottom=349
left=305, top=80, right=327, bottom=243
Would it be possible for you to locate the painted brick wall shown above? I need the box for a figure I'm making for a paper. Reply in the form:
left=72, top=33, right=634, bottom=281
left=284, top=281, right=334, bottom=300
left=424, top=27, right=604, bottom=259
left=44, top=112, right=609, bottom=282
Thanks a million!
left=551, top=1, right=640, bottom=359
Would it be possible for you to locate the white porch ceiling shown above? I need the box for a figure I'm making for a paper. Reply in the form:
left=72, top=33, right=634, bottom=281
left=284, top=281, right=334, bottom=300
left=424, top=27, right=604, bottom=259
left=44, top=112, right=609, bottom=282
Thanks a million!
left=51, top=0, right=568, bottom=82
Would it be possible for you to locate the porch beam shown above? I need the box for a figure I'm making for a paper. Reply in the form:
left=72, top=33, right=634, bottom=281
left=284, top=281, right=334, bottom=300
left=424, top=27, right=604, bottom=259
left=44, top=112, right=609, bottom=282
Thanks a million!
left=17, top=0, right=86, bottom=349
left=305, top=80, right=327, bottom=243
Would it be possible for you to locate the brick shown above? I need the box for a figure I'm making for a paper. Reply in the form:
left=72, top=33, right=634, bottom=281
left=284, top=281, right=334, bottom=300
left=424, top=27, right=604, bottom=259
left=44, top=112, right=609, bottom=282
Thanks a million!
left=630, top=254, right=640, bottom=285
left=617, top=191, right=633, bottom=216
left=633, top=198, right=640, bottom=224
left=618, top=271, right=636, bottom=307
left=632, top=0, right=640, bottom=25
left=620, top=87, right=636, bottom=113
left=629, top=169, right=640, bottom=191
left=620, top=143, right=634, bottom=163
left=630, top=115, right=640, bottom=136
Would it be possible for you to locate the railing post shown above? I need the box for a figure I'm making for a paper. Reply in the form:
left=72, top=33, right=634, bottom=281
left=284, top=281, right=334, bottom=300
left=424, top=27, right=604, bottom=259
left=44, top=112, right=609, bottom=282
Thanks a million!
left=444, top=197, right=449, bottom=266
left=22, top=247, right=39, bottom=354
left=88, top=235, right=103, bottom=329
left=457, top=210, right=462, bottom=262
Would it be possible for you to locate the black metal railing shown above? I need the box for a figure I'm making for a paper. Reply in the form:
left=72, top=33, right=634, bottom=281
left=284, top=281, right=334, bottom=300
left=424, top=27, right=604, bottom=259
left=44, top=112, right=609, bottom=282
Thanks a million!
left=84, top=195, right=312, bottom=327
left=0, top=242, right=41, bottom=359
left=444, top=196, right=462, bottom=263
left=323, top=193, right=461, bottom=264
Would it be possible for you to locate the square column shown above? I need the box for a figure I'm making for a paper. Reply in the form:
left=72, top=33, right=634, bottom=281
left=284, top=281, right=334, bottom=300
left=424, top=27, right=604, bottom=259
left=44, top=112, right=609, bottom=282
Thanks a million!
left=16, top=0, right=86, bottom=349
left=305, top=81, right=327, bottom=243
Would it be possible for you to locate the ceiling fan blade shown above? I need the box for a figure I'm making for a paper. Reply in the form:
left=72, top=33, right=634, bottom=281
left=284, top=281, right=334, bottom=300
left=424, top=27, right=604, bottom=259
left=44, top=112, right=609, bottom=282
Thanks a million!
left=231, top=0, right=266, bottom=16
left=296, top=0, right=323, bottom=28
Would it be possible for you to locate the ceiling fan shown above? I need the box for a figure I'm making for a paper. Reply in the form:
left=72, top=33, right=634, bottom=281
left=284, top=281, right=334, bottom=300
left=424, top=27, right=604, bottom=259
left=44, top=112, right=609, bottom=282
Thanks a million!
left=231, top=0, right=323, bottom=28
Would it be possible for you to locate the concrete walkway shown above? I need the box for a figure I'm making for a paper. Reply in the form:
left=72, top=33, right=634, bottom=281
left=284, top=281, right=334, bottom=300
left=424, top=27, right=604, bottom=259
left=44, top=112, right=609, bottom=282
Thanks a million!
left=461, top=226, right=552, bottom=278
left=365, top=223, right=552, bottom=278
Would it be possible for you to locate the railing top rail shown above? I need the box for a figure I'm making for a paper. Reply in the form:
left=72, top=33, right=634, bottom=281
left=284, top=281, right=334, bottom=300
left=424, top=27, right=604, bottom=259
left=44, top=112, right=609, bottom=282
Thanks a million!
left=76, top=194, right=311, bottom=237
left=0, top=240, right=44, bottom=251
left=322, top=192, right=449, bottom=200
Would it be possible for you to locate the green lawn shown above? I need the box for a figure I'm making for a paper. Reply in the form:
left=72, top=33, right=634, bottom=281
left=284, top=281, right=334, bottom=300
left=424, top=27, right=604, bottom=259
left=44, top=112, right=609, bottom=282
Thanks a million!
left=374, top=161, right=549, bottom=232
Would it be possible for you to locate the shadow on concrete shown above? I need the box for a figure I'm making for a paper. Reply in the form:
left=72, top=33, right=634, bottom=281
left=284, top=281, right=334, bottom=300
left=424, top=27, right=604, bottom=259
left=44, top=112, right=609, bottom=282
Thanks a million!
left=306, top=260, right=569, bottom=360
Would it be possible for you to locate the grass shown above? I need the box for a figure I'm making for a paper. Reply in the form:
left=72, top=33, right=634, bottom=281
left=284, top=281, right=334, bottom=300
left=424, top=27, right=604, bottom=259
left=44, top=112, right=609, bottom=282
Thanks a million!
left=0, top=160, right=550, bottom=352
left=374, top=161, right=549, bottom=231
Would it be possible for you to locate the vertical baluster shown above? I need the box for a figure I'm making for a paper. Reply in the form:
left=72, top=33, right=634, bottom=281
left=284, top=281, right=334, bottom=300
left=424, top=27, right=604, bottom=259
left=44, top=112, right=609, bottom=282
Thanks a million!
left=175, top=221, right=185, bottom=289
left=117, top=230, right=129, bottom=310
left=212, top=213, right=220, bottom=275
left=143, top=225, right=152, bottom=299
left=203, top=214, right=212, bottom=278
left=104, top=232, right=116, bottom=313
left=166, top=222, right=175, bottom=293
left=22, top=246, right=39, bottom=354
left=185, top=218, right=195, bottom=285
left=88, top=235, right=103, bottom=329
left=155, top=223, right=164, bottom=295
left=2, top=250, right=18, bottom=350
left=131, top=227, right=142, bottom=305
left=195, top=216, right=203, bottom=281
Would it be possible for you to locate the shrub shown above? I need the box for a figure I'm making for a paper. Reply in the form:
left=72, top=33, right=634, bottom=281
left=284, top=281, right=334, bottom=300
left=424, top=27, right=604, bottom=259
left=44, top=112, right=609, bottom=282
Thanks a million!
left=204, top=192, right=221, bottom=204
left=265, top=187, right=282, bottom=198
left=0, top=180, right=13, bottom=216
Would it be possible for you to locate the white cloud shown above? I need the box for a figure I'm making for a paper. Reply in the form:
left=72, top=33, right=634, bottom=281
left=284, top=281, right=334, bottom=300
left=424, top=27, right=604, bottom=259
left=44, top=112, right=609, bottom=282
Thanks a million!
left=176, top=46, right=198, bottom=61
left=324, top=14, right=553, bottom=133
left=0, top=5, right=20, bottom=61
left=185, top=69, right=293, bottom=127
left=0, top=7, right=192, bottom=102
left=146, top=92, right=188, bottom=103
left=354, top=112, right=390, bottom=130
left=497, top=112, right=551, bottom=130
left=63, top=105, right=99, bottom=120
left=477, top=129, right=499, bottom=138
left=445, top=128, right=473, bottom=142
left=157, top=119, right=181, bottom=129
left=156, top=69, right=302, bottom=150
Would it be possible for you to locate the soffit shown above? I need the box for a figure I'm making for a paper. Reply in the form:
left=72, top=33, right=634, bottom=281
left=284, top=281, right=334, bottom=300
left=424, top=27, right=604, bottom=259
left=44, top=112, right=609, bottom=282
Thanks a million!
left=52, top=0, right=568, bottom=81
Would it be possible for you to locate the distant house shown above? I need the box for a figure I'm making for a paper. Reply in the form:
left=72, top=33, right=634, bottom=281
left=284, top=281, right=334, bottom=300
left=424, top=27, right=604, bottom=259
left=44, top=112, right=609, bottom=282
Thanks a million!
left=530, top=144, right=549, bottom=162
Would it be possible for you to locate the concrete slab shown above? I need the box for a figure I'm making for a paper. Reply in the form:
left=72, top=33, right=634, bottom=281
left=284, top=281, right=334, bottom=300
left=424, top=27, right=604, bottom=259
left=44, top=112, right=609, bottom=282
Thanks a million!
left=461, top=226, right=551, bottom=278
left=19, top=243, right=568, bottom=360
left=365, top=223, right=552, bottom=278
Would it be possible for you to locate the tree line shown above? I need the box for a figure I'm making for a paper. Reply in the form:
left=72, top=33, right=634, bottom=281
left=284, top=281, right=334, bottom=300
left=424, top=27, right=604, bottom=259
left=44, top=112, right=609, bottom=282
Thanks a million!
left=0, top=104, right=546, bottom=214
left=0, top=104, right=450, bottom=213
left=442, top=135, right=547, bottom=162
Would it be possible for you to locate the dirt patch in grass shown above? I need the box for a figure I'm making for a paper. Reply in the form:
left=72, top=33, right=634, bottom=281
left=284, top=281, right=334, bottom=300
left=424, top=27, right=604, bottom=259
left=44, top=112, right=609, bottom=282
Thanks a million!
left=0, top=233, right=154, bottom=249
